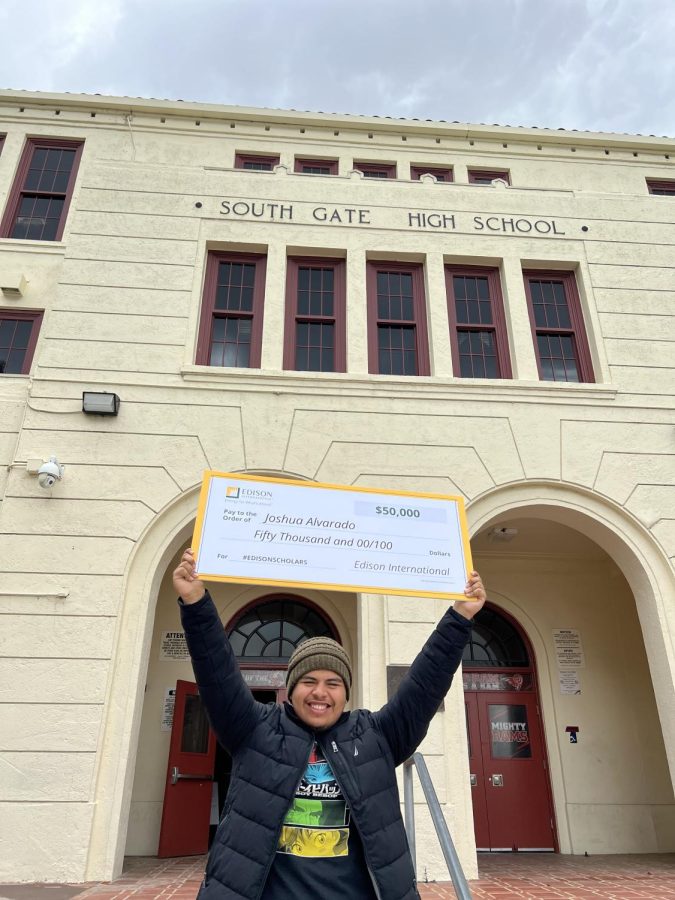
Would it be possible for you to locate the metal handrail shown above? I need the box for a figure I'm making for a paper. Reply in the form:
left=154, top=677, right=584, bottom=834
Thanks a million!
left=403, top=752, right=473, bottom=900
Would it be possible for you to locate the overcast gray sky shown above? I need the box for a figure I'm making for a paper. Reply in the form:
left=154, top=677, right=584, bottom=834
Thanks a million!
left=1, top=0, right=674, bottom=137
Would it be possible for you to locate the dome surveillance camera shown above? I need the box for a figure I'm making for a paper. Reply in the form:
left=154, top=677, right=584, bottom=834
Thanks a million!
left=37, top=456, right=64, bottom=489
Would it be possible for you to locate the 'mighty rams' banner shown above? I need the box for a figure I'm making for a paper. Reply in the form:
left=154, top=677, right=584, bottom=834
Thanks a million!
left=489, top=704, right=532, bottom=759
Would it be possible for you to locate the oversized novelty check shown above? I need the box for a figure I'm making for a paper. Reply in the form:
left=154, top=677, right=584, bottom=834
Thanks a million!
left=193, top=472, right=472, bottom=600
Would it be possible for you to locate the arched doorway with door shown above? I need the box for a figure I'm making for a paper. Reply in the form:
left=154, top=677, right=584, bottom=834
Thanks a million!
left=463, top=604, right=556, bottom=852
left=123, top=536, right=356, bottom=863
left=467, top=482, right=675, bottom=856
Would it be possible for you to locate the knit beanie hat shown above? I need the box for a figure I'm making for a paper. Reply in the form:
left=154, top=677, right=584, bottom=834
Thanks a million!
left=286, top=637, right=352, bottom=701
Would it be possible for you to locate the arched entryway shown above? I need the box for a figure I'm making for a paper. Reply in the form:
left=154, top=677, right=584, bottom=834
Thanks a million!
left=463, top=604, right=556, bottom=851
left=117, top=515, right=356, bottom=866
left=468, top=483, right=675, bottom=856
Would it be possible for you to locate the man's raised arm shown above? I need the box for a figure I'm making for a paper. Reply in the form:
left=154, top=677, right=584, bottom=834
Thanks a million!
left=173, top=549, right=257, bottom=753
left=373, top=571, right=486, bottom=766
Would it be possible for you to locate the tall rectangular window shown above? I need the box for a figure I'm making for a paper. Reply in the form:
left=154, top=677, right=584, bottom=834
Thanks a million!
left=196, top=252, right=266, bottom=368
left=445, top=267, right=512, bottom=378
left=367, top=263, right=430, bottom=375
left=0, top=310, right=43, bottom=374
left=234, top=154, right=279, bottom=171
left=355, top=162, right=396, bottom=179
left=524, top=271, right=594, bottom=383
left=284, top=258, right=346, bottom=372
left=411, top=165, right=453, bottom=182
left=468, top=169, right=510, bottom=185
left=0, top=138, right=83, bottom=241
left=294, top=158, right=338, bottom=175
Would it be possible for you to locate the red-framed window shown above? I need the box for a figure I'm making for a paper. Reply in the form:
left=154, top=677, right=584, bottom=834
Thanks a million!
left=523, top=271, right=594, bottom=383
left=294, top=158, right=338, bottom=175
left=284, top=258, right=346, bottom=372
left=366, top=262, right=430, bottom=375
left=0, top=138, right=83, bottom=241
left=355, top=162, right=396, bottom=179
left=468, top=169, right=510, bottom=185
left=0, top=309, right=43, bottom=374
left=411, top=165, right=453, bottom=182
left=196, top=252, right=266, bottom=368
left=445, top=266, right=512, bottom=379
left=647, top=179, right=675, bottom=195
left=234, top=154, right=280, bottom=171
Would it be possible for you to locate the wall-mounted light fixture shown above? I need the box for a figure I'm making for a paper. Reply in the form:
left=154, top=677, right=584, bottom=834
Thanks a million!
left=82, top=391, right=120, bottom=416
left=1, top=272, right=27, bottom=298
left=488, top=526, right=518, bottom=542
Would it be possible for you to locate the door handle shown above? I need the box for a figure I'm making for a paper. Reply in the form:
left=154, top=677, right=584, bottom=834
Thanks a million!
left=470, top=774, right=477, bottom=786
left=171, top=766, right=214, bottom=786
left=488, top=774, right=504, bottom=787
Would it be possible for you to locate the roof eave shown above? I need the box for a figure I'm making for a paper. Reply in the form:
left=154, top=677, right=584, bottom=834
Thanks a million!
left=0, top=88, right=673, bottom=150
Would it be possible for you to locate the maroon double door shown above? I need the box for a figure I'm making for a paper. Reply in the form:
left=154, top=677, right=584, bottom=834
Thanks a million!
left=465, top=676, right=556, bottom=851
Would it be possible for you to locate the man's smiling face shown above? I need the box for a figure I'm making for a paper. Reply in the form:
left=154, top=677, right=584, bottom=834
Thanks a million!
left=290, top=669, right=347, bottom=730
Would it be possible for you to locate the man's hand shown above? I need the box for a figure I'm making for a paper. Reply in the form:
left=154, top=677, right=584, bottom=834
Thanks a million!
left=453, top=570, right=486, bottom=620
left=173, top=548, right=206, bottom=604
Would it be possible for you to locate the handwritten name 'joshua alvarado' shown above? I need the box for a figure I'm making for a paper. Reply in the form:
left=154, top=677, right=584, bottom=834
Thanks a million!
left=260, top=513, right=356, bottom=529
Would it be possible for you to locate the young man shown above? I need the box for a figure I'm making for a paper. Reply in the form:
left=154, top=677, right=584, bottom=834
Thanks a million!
left=173, top=549, right=486, bottom=900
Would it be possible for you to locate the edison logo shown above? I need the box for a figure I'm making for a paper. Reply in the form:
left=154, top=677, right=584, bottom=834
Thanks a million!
left=226, top=486, right=240, bottom=498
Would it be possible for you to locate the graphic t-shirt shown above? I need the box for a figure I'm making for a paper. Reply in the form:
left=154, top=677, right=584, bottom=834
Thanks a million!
left=262, top=743, right=376, bottom=898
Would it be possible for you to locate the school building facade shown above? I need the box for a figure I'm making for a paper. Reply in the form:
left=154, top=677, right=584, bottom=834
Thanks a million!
left=0, top=88, right=674, bottom=885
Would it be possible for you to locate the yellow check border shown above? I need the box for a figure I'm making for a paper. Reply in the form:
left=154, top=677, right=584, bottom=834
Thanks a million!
left=192, top=471, right=473, bottom=600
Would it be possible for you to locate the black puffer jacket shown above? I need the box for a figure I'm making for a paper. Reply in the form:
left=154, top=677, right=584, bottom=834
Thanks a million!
left=180, top=592, right=472, bottom=900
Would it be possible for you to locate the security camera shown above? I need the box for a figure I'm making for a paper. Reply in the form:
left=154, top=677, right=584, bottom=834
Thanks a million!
left=37, top=456, right=64, bottom=489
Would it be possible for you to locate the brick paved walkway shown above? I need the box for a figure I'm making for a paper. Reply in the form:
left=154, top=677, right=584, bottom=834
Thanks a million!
left=1, top=853, right=674, bottom=899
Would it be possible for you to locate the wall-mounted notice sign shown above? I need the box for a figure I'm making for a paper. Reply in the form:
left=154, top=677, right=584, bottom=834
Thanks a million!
left=559, top=670, right=582, bottom=695
left=159, top=630, right=189, bottom=661
left=193, top=472, right=472, bottom=600
left=553, top=629, right=585, bottom=668
left=161, top=687, right=176, bottom=732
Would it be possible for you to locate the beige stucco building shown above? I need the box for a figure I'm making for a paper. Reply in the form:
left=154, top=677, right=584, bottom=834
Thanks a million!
left=0, top=88, right=674, bottom=886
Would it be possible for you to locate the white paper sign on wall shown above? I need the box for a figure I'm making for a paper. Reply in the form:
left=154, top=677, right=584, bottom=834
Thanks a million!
left=553, top=629, right=585, bottom=668
left=559, top=670, right=581, bottom=695
left=161, top=687, right=176, bottom=731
